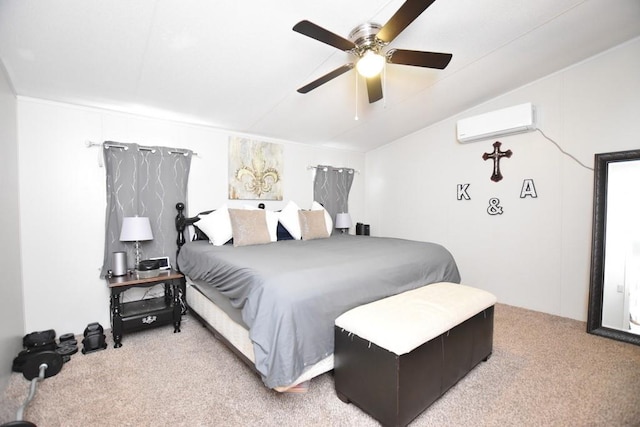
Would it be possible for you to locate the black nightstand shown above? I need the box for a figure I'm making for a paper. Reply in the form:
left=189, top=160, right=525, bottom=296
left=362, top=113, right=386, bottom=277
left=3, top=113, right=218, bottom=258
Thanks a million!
left=106, top=269, right=184, bottom=348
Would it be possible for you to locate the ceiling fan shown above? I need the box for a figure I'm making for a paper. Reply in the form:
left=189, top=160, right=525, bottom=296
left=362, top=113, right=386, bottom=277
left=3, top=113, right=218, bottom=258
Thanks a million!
left=293, top=0, right=452, bottom=104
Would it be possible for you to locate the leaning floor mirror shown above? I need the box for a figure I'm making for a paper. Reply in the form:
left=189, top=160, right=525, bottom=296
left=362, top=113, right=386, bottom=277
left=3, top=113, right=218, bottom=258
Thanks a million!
left=588, top=149, right=640, bottom=345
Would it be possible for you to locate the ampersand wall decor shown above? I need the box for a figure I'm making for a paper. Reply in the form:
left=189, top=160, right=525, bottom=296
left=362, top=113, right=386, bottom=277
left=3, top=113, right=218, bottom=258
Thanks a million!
left=482, top=141, right=512, bottom=182
left=487, top=198, right=504, bottom=215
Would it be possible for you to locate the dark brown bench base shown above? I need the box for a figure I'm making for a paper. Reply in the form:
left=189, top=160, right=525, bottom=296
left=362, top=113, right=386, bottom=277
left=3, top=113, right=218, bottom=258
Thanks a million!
left=334, top=305, right=494, bottom=427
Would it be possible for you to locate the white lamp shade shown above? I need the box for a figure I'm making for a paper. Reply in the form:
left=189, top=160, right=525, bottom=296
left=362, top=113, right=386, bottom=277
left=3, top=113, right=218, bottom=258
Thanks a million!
left=335, top=213, right=353, bottom=229
left=356, top=50, right=385, bottom=77
left=120, top=217, right=153, bottom=241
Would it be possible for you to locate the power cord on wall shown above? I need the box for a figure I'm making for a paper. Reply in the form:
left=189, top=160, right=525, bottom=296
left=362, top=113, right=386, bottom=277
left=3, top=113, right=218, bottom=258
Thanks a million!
left=536, top=128, right=593, bottom=171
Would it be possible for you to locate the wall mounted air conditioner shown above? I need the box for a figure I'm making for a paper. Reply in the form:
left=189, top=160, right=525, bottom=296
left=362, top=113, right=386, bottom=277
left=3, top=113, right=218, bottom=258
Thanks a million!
left=456, top=103, right=537, bottom=143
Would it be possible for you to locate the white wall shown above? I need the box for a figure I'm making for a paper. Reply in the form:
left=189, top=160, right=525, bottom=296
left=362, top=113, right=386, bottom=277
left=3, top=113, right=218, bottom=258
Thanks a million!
left=365, top=37, right=640, bottom=321
left=0, top=61, right=23, bottom=391
left=17, top=99, right=365, bottom=334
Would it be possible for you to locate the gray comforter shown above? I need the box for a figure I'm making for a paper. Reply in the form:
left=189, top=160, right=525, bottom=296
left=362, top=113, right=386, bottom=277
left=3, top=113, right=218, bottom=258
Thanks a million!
left=177, top=234, right=460, bottom=389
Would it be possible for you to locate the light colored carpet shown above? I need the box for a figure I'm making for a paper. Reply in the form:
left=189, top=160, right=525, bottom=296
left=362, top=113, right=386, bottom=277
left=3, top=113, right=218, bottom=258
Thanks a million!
left=1, top=304, right=639, bottom=427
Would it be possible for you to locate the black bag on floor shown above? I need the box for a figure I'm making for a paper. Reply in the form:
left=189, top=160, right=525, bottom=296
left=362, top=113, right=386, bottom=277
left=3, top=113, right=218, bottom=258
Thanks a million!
left=23, top=329, right=57, bottom=352
left=12, top=329, right=57, bottom=373
left=11, top=350, right=30, bottom=373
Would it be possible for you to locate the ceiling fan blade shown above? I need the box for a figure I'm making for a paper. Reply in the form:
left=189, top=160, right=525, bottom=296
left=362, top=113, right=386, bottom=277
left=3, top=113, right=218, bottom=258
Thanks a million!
left=377, top=0, right=437, bottom=44
left=297, top=64, right=355, bottom=94
left=388, top=49, right=452, bottom=69
left=293, top=20, right=356, bottom=51
left=366, top=75, right=383, bottom=104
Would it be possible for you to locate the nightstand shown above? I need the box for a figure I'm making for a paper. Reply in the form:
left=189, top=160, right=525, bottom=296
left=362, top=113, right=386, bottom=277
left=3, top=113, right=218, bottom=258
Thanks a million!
left=106, top=269, right=184, bottom=348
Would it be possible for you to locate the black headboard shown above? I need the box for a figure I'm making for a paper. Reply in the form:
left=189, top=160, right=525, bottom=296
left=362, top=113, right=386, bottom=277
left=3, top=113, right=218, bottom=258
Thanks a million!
left=175, top=202, right=212, bottom=272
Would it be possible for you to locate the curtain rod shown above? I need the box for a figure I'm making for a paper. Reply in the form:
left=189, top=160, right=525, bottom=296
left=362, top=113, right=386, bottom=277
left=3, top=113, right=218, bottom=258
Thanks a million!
left=307, top=165, right=360, bottom=174
left=85, top=141, right=198, bottom=157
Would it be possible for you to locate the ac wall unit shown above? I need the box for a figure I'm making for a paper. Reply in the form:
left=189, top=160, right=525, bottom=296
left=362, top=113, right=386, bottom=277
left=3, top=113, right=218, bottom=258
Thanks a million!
left=456, top=103, right=536, bottom=143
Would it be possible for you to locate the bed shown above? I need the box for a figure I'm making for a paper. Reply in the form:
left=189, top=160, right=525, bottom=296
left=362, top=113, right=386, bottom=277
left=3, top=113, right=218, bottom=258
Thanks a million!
left=174, top=202, right=461, bottom=391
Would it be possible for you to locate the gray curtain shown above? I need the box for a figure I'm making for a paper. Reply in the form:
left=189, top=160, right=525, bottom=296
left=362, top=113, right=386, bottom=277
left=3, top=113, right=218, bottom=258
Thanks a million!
left=313, top=165, right=355, bottom=234
left=100, top=142, right=192, bottom=277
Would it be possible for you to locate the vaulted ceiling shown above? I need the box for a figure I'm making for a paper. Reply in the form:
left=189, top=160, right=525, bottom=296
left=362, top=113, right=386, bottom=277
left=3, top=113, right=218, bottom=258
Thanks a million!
left=1, top=0, right=639, bottom=151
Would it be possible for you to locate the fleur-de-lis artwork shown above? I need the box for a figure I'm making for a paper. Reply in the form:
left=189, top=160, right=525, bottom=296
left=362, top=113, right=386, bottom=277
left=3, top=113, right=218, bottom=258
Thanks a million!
left=229, top=137, right=283, bottom=200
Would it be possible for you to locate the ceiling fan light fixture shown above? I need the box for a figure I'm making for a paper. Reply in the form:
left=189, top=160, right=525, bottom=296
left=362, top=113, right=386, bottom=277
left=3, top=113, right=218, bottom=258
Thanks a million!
left=293, top=0, right=452, bottom=103
left=356, top=50, right=385, bottom=78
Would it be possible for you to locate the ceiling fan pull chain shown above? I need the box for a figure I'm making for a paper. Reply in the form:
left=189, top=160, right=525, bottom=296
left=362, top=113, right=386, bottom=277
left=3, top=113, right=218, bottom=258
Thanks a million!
left=383, top=61, right=387, bottom=108
left=354, top=70, right=359, bottom=120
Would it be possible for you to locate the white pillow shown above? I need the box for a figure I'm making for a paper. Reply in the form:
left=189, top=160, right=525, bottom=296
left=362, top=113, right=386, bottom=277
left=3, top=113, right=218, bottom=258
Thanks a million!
left=277, top=200, right=302, bottom=240
left=311, top=201, right=333, bottom=235
left=196, top=204, right=232, bottom=246
left=243, top=205, right=278, bottom=242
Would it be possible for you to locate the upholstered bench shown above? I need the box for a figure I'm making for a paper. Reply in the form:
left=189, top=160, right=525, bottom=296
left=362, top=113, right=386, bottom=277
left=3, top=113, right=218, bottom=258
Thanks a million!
left=334, top=282, right=497, bottom=427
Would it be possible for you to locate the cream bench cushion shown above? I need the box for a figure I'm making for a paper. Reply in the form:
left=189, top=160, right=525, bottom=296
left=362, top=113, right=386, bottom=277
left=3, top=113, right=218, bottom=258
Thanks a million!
left=334, top=282, right=497, bottom=356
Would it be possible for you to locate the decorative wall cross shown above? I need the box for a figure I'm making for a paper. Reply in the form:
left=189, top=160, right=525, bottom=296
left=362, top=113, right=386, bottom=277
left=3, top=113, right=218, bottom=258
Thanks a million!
left=482, top=141, right=512, bottom=182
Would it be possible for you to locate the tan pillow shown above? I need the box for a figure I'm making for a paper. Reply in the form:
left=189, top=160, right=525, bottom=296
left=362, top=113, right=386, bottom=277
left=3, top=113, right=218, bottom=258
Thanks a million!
left=298, top=210, right=330, bottom=241
left=228, top=209, right=271, bottom=247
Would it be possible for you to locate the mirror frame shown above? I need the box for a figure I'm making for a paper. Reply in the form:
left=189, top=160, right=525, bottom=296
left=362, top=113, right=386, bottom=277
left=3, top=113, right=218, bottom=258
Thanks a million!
left=587, top=149, right=640, bottom=345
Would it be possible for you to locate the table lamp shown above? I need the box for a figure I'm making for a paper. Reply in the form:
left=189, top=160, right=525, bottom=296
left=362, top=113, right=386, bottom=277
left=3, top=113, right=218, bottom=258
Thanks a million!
left=119, top=216, right=153, bottom=269
left=335, top=213, right=352, bottom=234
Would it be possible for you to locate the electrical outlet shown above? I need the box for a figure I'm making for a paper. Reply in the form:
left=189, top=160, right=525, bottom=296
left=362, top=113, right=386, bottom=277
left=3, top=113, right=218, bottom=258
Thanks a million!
left=617, top=284, right=624, bottom=293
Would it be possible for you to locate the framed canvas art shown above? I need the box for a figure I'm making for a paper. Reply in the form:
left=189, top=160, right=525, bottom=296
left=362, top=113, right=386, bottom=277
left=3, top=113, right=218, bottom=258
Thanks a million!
left=229, top=136, right=283, bottom=200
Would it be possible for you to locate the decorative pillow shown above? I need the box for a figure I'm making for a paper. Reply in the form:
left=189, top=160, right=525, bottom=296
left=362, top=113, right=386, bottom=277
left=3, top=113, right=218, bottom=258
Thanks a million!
left=243, top=205, right=278, bottom=242
left=311, top=201, right=333, bottom=235
left=298, top=210, right=330, bottom=241
left=228, top=209, right=272, bottom=247
left=276, top=222, right=294, bottom=240
left=195, top=205, right=232, bottom=246
left=188, top=209, right=215, bottom=241
left=192, top=225, right=210, bottom=241
left=276, top=200, right=302, bottom=240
